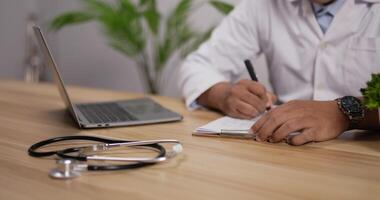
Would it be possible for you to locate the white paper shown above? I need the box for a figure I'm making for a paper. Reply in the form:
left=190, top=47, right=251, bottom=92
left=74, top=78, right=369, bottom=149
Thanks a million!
left=194, top=116, right=261, bottom=135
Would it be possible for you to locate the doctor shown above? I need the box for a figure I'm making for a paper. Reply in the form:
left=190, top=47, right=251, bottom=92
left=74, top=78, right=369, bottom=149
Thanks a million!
left=179, top=0, right=380, bottom=145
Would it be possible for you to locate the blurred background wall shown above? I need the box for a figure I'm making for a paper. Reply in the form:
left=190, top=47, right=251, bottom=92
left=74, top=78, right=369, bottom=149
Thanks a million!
left=0, top=0, right=269, bottom=97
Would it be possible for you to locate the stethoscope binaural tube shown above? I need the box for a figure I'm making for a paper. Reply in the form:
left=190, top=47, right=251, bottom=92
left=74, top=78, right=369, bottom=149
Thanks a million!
left=28, top=135, right=135, bottom=157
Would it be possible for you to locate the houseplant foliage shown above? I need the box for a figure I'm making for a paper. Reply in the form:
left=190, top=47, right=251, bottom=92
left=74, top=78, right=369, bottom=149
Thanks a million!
left=50, top=0, right=233, bottom=94
left=361, top=73, right=380, bottom=109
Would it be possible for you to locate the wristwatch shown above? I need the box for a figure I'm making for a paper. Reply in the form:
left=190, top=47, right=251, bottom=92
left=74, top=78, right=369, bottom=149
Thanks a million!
left=335, top=96, right=365, bottom=127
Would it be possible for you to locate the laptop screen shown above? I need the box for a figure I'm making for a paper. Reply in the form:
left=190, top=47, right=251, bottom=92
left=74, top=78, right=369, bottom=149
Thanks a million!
left=33, top=26, right=80, bottom=124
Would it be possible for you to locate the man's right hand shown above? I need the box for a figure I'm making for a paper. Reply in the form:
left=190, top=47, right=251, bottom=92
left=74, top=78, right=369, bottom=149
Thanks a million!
left=198, top=80, right=276, bottom=119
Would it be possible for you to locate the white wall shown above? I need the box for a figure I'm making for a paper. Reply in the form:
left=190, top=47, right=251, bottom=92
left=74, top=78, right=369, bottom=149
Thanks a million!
left=0, top=0, right=37, bottom=79
left=0, top=0, right=270, bottom=97
left=38, top=0, right=145, bottom=92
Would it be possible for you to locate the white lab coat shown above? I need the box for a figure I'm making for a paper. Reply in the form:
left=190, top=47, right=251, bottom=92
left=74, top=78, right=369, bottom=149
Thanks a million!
left=179, top=0, right=380, bottom=109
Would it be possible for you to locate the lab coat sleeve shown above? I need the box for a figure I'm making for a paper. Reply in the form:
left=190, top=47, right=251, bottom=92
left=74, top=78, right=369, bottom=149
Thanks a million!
left=178, top=0, right=265, bottom=110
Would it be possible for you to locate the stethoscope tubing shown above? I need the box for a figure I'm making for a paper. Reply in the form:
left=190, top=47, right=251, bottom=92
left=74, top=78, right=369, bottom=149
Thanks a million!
left=28, top=135, right=168, bottom=171
left=28, top=135, right=129, bottom=157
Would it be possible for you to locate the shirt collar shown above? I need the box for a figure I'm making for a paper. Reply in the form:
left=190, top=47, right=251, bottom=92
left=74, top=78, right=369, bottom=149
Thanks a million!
left=311, top=0, right=346, bottom=17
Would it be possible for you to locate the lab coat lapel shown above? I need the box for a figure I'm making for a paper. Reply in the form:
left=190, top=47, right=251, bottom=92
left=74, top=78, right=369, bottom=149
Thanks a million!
left=299, top=0, right=324, bottom=40
left=324, top=0, right=370, bottom=41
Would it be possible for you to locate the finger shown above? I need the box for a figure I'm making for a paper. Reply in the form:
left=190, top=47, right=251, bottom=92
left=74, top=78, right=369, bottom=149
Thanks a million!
left=224, top=104, right=252, bottom=119
left=266, top=93, right=273, bottom=108
left=251, top=104, right=292, bottom=135
left=229, top=111, right=251, bottom=119
left=287, top=129, right=315, bottom=146
left=251, top=108, right=275, bottom=134
left=235, top=101, right=259, bottom=118
left=244, top=81, right=268, bottom=102
left=251, top=111, right=270, bottom=135
left=255, top=115, right=283, bottom=142
left=269, top=92, right=277, bottom=103
left=225, top=98, right=256, bottom=119
left=230, top=108, right=254, bottom=119
left=266, top=92, right=277, bottom=108
left=254, top=100, right=304, bottom=131
left=239, top=91, right=266, bottom=113
left=252, top=109, right=282, bottom=142
left=270, top=119, right=308, bottom=143
left=254, top=106, right=304, bottom=142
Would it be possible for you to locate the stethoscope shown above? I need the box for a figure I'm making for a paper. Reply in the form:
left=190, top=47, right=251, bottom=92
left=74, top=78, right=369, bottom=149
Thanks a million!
left=28, top=135, right=183, bottom=179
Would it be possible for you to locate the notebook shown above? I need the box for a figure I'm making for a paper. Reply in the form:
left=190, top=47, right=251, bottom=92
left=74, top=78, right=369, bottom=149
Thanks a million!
left=193, top=114, right=301, bottom=139
left=193, top=116, right=260, bottom=139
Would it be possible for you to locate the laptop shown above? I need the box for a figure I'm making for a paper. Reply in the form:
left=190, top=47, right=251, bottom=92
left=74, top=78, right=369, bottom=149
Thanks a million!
left=33, top=26, right=183, bottom=128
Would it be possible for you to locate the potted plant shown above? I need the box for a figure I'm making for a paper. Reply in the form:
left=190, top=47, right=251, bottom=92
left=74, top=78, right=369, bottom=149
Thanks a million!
left=361, top=73, right=380, bottom=121
left=50, top=0, right=233, bottom=94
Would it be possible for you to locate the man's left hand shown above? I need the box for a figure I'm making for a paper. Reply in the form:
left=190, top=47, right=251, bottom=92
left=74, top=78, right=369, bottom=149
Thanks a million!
left=251, top=100, right=350, bottom=145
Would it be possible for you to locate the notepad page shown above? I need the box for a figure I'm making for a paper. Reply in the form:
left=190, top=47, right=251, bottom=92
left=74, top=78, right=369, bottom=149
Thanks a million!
left=195, top=116, right=261, bottom=134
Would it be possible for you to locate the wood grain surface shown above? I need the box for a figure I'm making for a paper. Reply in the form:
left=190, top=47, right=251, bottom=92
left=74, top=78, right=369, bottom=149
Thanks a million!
left=0, top=80, right=379, bottom=200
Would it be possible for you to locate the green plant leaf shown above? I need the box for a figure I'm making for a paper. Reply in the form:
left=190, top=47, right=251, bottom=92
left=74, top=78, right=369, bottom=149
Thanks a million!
left=104, top=13, right=144, bottom=56
left=209, top=0, right=234, bottom=15
left=181, top=26, right=214, bottom=57
left=156, top=38, right=171, bottom=69
left=167, top=0, right=191, bottom=30
left=361, top=73, right=380, bottom=109
left=81, top=0, right=115, bottom=15
left=139, top=0, right=156, bottom=10
left=93, top=0, right=145, bottom=56
left=50, top=11, right=94, bottom=31
left=139, top=0, right=160, bottom=35
left=109, top=40, right=140, bottom=56
left=102, top=14, right=145, bottom=57
left=143, top=10, right=160, bottom=34
left=118, top=0, right=139, bottom=15
left=156, top=0, right=192, bottom=70
left=176, top=26, right=196, bottom=49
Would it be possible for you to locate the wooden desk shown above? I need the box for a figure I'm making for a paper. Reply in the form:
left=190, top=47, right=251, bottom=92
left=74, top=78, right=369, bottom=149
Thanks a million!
left=0, top=80, right=379, bottom=200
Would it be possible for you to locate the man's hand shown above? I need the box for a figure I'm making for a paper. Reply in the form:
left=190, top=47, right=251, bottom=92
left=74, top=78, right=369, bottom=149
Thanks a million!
left=251, top=100, right=350, bottom=145
left=198, top=80, right=276, bottom=119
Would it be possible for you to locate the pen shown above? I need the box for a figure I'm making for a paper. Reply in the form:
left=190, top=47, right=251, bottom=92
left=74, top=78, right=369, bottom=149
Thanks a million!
left=220, top=129, right=255, bottom=139
left=244, top=59, right=258, bottom=81
left=244, top=59, right=272, bottom=110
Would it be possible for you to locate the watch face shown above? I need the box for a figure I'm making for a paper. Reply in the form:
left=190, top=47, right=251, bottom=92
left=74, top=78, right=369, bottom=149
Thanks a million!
left=341, top=96, right=362, bottom=115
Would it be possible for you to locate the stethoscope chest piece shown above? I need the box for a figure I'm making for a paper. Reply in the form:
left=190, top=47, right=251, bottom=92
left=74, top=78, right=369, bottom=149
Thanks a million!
left=49, top=159, right=81, bottom=179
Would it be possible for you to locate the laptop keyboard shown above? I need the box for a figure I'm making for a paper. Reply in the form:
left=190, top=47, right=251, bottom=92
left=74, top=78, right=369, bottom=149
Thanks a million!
left=77, top=103, right=138, bottom=124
